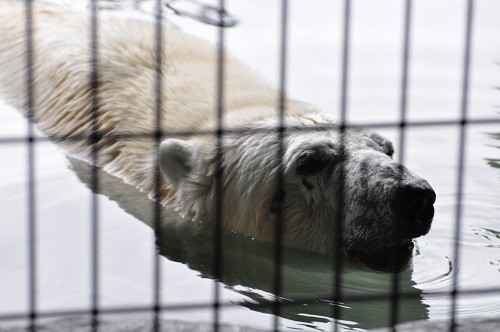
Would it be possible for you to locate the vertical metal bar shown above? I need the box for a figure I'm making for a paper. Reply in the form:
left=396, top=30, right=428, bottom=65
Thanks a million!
left=332, top=0, right=351, bottom=331
left=212, top=0, right=226, bottom=331
left=390, top=0, right=412, bottom=330
left=450, top=0, right=474, bottom=330
left=24, top=1, right=36, bottom=331
left=273, top=0, right=288, bottom=330
left=397, top=0, right=412, bottom=206
left=89, top=1, right=100, bottom=330
left=152, top=1, right=164, bottom=331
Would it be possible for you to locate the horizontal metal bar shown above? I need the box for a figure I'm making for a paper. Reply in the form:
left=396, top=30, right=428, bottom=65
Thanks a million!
left=0, top=117, right=499, bottom=145
left=0, top=286, right=499, bottom=322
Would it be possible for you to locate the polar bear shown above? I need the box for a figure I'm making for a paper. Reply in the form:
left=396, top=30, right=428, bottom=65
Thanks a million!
left=0, top=4, right=435, bottom=270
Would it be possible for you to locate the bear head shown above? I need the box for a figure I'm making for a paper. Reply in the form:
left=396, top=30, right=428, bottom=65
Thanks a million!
left=158, top=112, right=436, bottom=272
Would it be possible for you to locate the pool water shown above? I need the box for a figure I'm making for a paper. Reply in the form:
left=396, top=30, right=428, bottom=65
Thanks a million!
left=1, top=0, right=499, bottom=331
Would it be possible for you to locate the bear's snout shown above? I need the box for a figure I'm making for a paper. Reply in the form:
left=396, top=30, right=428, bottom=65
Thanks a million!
left=392, top=180, right=436, bottom=237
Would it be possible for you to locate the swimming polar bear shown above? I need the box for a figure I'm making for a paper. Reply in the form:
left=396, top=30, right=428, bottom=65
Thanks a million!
left=0, top=3, right=435, bottom=271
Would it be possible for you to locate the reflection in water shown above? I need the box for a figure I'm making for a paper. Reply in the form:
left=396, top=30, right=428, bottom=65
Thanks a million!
left=69, top=157, right=428, bottom=330
left=485, top=133, right=500, bottom=170
left=473, top=227, right=500, bottom=249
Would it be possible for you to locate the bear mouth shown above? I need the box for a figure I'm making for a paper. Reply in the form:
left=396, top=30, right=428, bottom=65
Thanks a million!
left=383, top=238, right=414, bottom=250
left=345, top=238, right=416, bottom=273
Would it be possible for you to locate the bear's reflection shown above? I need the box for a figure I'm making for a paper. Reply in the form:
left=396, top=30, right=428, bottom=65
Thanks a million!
left=69, top=157, right=428, bottom=330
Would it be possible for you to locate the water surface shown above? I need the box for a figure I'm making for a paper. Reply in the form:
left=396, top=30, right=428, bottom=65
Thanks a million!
left=1, top=0, right=499, bottom=330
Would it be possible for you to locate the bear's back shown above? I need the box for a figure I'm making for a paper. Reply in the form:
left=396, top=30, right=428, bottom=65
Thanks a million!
left=0, top=3, right=282, bottom=192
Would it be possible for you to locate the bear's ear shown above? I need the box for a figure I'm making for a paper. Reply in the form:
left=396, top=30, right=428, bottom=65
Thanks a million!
left=369, top=132, right=394, bottom=157
left=159, top=139, right=195, bottom=187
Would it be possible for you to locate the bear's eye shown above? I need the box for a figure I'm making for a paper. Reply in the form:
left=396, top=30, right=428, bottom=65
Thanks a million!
left=296, top=151, right=329, bottom=176
left=386, top=146, right=394, bottom=158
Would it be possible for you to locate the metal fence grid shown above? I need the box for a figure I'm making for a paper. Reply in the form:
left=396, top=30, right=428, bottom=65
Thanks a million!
left=0, top=0, right=500, bottom=331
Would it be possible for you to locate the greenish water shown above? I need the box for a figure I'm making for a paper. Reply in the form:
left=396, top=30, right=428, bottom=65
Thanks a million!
left=486, top=132, right=500, bottom=169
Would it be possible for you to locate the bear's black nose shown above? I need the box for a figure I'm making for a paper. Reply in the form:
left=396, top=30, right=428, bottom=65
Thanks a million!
left=392, top=180, right=436, bottom=236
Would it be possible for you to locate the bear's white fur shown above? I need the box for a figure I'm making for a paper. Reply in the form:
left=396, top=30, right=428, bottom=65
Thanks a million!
left=0, top=3, right=434, bottom=260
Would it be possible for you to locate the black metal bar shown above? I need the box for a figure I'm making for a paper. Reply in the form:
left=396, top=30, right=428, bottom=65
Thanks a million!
left=152, top=1, right=164, bottom=331
left=390, top=0, right=412, bottom=330
left=332, top=1, right=351, bottom=331
left=24, top=1, right=36, bottom=331
left=212, top=0, right=226, bottom=331
left=89, top=1, right=100, bottom=331
left=450, top=0, right=474, bottom=331
left=2, top=285, right=500, bottom=323
left=272, top=0, right=289, bottom=330
left=1, top=117, right=498, bottom=145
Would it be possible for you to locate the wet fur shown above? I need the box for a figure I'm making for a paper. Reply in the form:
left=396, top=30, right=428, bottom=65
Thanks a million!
left=0, top=3, right=432, bottom=260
